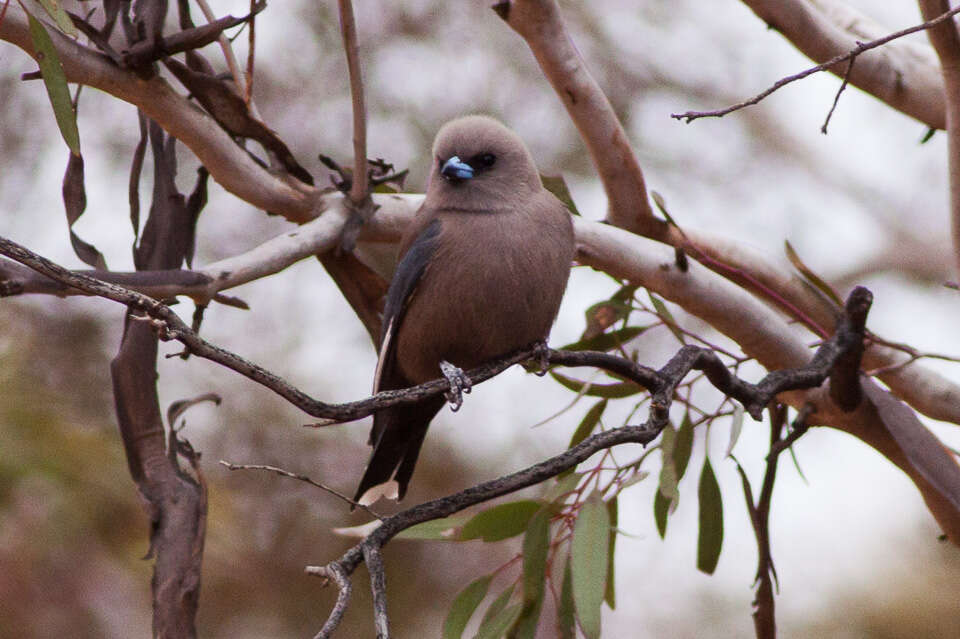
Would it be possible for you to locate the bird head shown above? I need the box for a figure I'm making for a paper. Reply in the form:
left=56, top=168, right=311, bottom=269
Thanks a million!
left=426, top=115, right=541, bottom=210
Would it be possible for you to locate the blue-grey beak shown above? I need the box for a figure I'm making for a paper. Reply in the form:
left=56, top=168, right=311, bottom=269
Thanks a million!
left=440, top=155, right=475, bottom=181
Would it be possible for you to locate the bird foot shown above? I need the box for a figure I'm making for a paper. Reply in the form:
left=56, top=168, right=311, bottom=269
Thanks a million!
left=531, top=341, right=551, bottom=376
left=439, top=360, right=472, bottom=412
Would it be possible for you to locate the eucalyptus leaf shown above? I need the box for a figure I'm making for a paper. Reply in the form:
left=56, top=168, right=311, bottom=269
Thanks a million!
left=461, top=501, right=542, bottom=542
left=571, top=492, right=609, bottom=639
left=444, top=575, right=492, bottom=639
left=697, top=457, right=724, bottom=574
left=28, top=13, right=81, bottom=155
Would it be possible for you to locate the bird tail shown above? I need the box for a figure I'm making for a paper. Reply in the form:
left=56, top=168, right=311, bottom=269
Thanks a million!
left=353, top=396, right=445, bottom=508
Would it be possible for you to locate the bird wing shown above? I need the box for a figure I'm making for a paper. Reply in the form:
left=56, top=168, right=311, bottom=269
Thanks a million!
left=372, top=217, right=442, bottom=395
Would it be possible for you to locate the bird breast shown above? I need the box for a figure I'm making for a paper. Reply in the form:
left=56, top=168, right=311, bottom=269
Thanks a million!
left=395, top=204, right=573, bottom=384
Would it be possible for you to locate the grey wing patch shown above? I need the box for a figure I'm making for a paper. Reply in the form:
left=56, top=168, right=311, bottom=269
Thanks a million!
left=372, top=218, right=443, bottom=394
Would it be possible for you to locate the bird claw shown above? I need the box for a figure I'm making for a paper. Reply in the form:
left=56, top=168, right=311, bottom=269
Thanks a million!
left=440, top=360, right=472, bottom=411
left=532, top=341, right=551, bottom=376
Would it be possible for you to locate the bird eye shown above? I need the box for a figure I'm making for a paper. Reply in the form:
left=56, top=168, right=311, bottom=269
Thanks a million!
left=476, top=153, right=496, bottom=168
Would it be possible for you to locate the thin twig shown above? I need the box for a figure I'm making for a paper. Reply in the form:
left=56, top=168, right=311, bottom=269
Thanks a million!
left=337, top=0, right=368, bottom=204
left=0, top=234, right=873, bottom=430
left=821, top=54, right=856, bottom=134
left=672, top=4, right=960, bottom=123
left=219, top=461, right=381, bottom=518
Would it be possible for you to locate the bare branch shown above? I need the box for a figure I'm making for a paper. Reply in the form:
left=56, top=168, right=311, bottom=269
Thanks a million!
left=219, top=461, right=381, bottom=518
left=363, top=545, right=390, bottom=638
left=672, top=3, right=960, bottom=123
left=306, top=563, right=352, bottom=639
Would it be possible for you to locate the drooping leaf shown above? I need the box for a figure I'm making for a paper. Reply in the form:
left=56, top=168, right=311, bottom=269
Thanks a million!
left=784, top=240, right=843, bottom=307
left=166, top=392, right=221, bottom=428
left=443, top=575, right=492, bottom=639
left=509, top=508, right=551, bottom=638
left=128, top=111, right=149, bottom=245
left=557, top=556, right=576, bottom=639
left=61, top=151, right=107, bottom=269
left=184, top=166, right=210, bottom=268
left=473, top=603, right=522, bottom=639
left=697, top=457, right=724, bottom=575
left=460, top=501, right=543, bottom=542
left=163, top=57, right=314, bottom=185
left=653, top=489, right=669, bottom=539
left=568, top=399, right=607, bottom=450
left=657, top=424, right=679, bottom=505
left=550, top=372, right=641, bottom=399
left=396, top=513, right=471, bottom=540
left=862, top=380, right=960, bottom=513
left=604, top=497, right=618, bottom=609
left=561, top=325, right=647, bottom=353
left=28, top=13, right=81, bottom=155
left=541, top=174, right=580, bottom=215
left=37, top=0, right=78, bottom=36
left=571, top=492, right=609, bottom=639
left=648, top=292, right=686, bottom=345
left=725, top=405, right=745, bottom=459
left=674, top=411, right=695, bottom=480
left=477, top=584, right=515, bottom=630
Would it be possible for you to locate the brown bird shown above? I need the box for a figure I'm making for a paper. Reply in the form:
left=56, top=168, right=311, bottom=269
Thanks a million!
left=354, top=115, right=575, bottom=506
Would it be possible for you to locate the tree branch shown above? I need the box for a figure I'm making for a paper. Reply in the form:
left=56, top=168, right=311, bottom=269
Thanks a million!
left=919, top=0, right=960, bottom=277
left=303, top=294, right=873, bottom=635
left=494, top=0, right=661, bottom=237
left=673, top=3, right=960, bottom=124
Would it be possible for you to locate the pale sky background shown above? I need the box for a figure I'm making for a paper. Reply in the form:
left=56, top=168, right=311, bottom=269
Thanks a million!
left=1, top=1, right=958, bottom=637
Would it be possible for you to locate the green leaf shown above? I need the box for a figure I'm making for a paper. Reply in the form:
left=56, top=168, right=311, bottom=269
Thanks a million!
left=444, top=575, right=493, bottom=639
left=510, top=508, right=551, bottom=638
left=657, top=425, right=679, bottom=505
left=674, top=411, right=695, bottom=480
left=560, top=325, right=647, bottom=353
left=474, top=603, right=523, bottom=639
left=568, top=399, right=607, bottom=450
left=543, top=473, right=582, bottom=503
left=477, top=585, right=516, bottom=634
left=653, top=489, right=669, bottom=539
left=541, top=174, right=580, bottom=215
left=648, top=292, right=686, bottom=345
left=571, top=492, right=609, bottom=639
left=697, top=457, right=724, bottom=575
left=784, top=240, right=843, bottom=307
left=396, top=513, right=471, bottom=540
left=604, top=498, right=618, bottom=609
left=557, top=557, right=576, bottom=639
left=725, top=405, right=744, bottom=459
left=37, top=0, right=78, bottom=36
left=461, top=501, right=542, bottom=542
left=550, top=372, right=641, bottom=399
left=27, top=13, right=81, bottom=155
